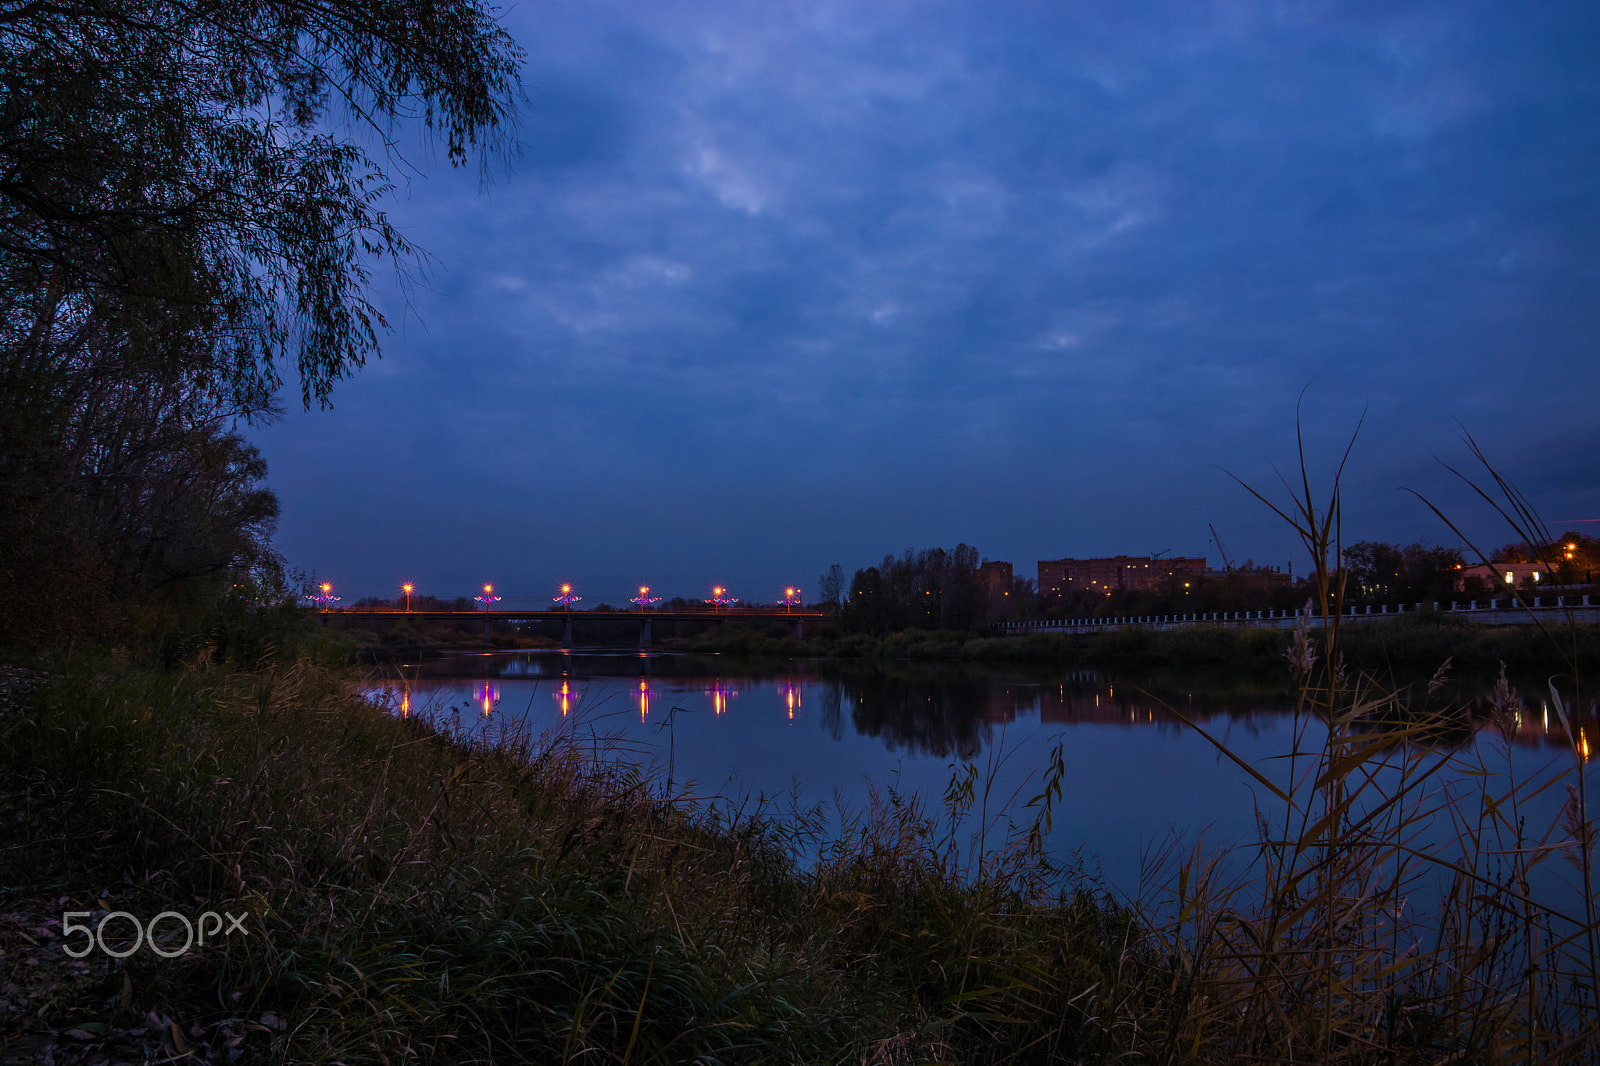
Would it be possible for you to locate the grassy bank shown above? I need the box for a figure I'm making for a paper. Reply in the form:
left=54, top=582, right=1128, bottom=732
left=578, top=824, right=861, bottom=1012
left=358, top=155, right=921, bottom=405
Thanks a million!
left=0, top=653, right=1142, bottom=1064
left=667, top=613, right=1600, bottom=674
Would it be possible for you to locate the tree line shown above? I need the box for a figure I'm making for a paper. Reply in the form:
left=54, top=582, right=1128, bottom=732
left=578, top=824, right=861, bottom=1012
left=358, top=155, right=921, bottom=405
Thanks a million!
left=816, top=532, right=1600, bottom=637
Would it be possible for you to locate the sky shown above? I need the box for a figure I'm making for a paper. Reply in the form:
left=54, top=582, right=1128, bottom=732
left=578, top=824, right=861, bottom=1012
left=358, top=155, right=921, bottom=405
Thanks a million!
left=253, top=0, right=1600, bottom=608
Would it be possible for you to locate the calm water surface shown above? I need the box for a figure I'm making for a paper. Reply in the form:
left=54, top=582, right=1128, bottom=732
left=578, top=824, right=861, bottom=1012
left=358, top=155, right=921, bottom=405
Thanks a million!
left=370, top=650, right=1595, bottom=905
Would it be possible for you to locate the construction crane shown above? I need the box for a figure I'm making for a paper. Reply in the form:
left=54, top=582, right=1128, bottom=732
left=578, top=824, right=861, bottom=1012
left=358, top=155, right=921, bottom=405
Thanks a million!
left=1209, top=524, right=1234, bottom=572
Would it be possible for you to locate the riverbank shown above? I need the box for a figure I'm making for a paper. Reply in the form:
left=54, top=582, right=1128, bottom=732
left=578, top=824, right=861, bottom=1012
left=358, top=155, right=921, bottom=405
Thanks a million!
left=0, top=652, right=1138, bottom=1063
left=663, top=613, right=1600, bottom=673
left=5, top=636, right=1594, bottom=1063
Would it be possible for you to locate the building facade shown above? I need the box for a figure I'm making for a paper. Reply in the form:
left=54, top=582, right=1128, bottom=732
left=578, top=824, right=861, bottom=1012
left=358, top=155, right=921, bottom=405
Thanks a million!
left=1454, top=561, right=1553, bottom=592
left=978, top=560, right=1013, bottom=617
left=1037, top=555, right=1206, bottom=596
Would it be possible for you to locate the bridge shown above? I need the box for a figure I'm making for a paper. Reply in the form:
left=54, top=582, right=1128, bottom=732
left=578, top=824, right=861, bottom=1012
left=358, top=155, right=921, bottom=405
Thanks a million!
left=322, top=606, right=832, bottom=646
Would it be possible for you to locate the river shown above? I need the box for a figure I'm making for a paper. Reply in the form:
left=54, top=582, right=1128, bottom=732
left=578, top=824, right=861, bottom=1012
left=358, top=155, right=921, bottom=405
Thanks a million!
left=370, top=649, right=1595, bottom=913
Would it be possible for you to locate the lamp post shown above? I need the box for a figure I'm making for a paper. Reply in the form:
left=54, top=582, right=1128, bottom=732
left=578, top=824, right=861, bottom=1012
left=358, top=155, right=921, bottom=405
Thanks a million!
left=630, top=585, right=661, bottom=611
left=780, top=586, right=801, bottom=613
left=553, top=583, right=582, bottom=611
left=475, top=584, right=500, bottom=609
left=705, top=586, right=738, bottom=612
left=401, top=583, right=413, bottom=612
left=308, top=582, right=340, bottom=609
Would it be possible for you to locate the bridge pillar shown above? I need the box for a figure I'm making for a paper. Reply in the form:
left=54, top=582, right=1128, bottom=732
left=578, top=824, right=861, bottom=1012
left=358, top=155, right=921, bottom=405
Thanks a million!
left=792, top=618, right=804, bottom=640
left=562, top=618, right=573, bottom=646
left=640, top=618, right=652, bottom=649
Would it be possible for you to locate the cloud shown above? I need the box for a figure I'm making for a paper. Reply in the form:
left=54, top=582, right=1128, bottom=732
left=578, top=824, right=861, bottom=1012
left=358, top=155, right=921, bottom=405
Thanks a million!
left=254, top=0, right=1600, bottom=595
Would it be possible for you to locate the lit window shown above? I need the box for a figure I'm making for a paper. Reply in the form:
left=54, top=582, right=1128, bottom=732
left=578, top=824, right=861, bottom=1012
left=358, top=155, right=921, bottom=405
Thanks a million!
left=1506, top=572, right=1514, bottom=584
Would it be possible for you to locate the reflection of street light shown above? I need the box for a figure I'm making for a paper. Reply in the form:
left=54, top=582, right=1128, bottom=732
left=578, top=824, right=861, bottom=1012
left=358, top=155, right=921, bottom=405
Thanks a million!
left=401, top=583, right=414, bottom=612
left=705, top=680, right=737, bottom=715
left=630, top=585, right=661, bottom=610
left=553, top=583, right=581, bottom=610
left=475, top=583, right=501, bottom=609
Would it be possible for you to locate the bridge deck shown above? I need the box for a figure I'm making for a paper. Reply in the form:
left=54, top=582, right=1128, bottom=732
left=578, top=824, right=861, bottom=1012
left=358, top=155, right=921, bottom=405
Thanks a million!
left=325, top=608, right=831, bottom=623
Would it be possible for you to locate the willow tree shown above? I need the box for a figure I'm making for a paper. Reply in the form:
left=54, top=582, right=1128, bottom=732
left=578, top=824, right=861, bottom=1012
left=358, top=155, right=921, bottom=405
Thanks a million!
left=0, top=0, right=522, bottom=644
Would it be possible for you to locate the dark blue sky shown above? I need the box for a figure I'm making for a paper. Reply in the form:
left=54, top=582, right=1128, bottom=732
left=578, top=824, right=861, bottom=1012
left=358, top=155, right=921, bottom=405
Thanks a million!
left=254, top=0, right=1600, bottom=607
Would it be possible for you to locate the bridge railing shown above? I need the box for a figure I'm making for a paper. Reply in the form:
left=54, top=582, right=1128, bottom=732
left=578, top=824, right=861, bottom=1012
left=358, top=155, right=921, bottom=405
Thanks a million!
left=999, top=595, right=1598, bottom=635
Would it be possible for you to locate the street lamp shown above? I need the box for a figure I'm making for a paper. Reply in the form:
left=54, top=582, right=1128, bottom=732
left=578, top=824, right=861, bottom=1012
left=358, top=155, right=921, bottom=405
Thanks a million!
left=630, top=585, right=661, bottom=610
left=308, top=582, right=340, bottom=609
left=780, top=586, right=801, bottom=612
left=553, top=583, right=581, bottom=610
left=401, top=583, right=414, bottom=612
left=475, top=583, right=500, bottom=609
left=705, top=586, right=738, bottom=610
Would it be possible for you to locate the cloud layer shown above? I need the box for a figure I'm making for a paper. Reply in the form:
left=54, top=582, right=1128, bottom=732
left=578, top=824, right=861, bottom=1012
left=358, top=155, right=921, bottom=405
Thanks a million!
left=255, top=0, right=1600, bottom=602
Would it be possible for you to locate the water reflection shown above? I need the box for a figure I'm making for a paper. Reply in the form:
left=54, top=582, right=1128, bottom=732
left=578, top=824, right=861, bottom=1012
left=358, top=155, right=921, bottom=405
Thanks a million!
left=372, top=651, right=1592, bottom=763
left=554, top=679, right=581, bottom=717
left=705, top=681, right=737, bottom=716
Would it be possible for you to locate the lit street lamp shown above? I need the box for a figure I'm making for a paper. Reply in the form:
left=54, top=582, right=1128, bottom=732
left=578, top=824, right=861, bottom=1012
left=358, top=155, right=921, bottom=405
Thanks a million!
left=630, top=585, right=661, bottom=610
left=705, top=586, right=738, bottom=611
left=308, top=582, right=340, bottom=609
left=475, top=583, right=501, bottom=609
left=780, top=586, right=801, bottom=612
left=553, top=583, right=582, bottom=610
left=401, top=583, right=414, bottom=612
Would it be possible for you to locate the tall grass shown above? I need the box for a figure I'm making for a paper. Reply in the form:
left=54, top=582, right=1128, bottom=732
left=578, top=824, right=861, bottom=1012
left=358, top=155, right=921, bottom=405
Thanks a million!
left=1136, top=425, right=1600, bottom=1062
left=1, top=652, right=1153, bottom=1063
